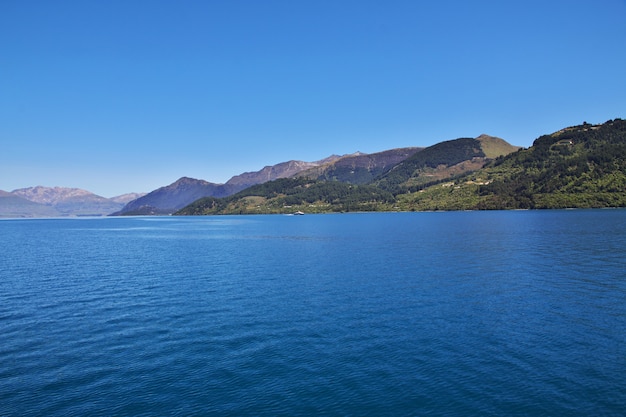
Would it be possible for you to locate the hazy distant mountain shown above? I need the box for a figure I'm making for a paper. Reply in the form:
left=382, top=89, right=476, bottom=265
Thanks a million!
left=0, top=190, right=61, bottom=218
left=9, top=186, right=126, bottom=216
left=109, top=192, right=146, bottom=204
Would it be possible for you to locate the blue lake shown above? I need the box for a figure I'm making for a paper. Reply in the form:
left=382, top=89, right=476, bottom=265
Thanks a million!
left=1, top=210, right=625, bottom=416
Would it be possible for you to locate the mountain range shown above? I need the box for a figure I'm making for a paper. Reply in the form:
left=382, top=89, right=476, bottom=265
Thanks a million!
left=177, top=118, right=626, bottom=214
left=4, top=119, right=624, bottom=218
left=110, top=149, right=425, bottom=215
left=0, top=187, right=143, bottom=218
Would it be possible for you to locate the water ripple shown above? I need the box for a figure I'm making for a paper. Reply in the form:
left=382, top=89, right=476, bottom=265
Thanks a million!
left=1, top=212, right=625, bottom=416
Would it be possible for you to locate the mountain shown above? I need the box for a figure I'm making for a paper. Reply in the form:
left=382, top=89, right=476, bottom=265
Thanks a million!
left=111, top=177, right=228, bottom=215
left=296, top=147, right=422, bottom=184
left=5, top=186, right=127, bottom=217
left=175, top=135, right=521, bottom=215
left=0, top=190, right=61, bottom=218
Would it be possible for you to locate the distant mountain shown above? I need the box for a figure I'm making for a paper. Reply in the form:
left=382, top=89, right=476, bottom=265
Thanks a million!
left=1, top=186, right=127, bottom=217
left=0, top=190, right=61, bottom=218
left=110, top=192, right=146, bottom=204
left=111, top=177, right=230, bottom=215
left=296, top=147, right=422, bottom=184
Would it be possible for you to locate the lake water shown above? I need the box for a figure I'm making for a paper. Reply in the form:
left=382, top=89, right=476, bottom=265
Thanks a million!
left=1, top=210, right=625, bottom=416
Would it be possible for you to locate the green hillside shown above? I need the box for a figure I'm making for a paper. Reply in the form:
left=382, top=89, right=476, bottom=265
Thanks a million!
left=478, top=119, right=626, bottom=209
left=396, top=119, right=626, bottom=210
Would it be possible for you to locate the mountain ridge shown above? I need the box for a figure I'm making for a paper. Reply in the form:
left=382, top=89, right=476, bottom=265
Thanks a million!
left=176, top=134, right=522, bottom=215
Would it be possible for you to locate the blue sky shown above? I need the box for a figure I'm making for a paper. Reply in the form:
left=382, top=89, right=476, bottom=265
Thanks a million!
left=2, top=0, right=625, bottom=197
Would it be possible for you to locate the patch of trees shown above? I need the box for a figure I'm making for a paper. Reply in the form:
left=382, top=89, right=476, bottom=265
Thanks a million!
left=279, top=182, right=394, bottom=207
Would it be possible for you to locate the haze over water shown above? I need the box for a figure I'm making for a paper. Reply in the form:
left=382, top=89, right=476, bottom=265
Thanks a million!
left=1, top=210, right=625, bottom=416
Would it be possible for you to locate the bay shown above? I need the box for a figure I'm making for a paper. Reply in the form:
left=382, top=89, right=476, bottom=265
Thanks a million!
left=1, top=210, right=625, bottom=416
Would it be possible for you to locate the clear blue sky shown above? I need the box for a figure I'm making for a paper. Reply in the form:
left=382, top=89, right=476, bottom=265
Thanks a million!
left=2, top=0, right=625, bottom=197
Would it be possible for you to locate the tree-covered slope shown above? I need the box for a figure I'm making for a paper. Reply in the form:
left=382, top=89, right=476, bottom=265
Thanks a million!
left=477, top=119, right=626, bottom=209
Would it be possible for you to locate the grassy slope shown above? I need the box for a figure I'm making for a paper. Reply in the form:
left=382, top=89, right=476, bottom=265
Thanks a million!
left=477, top=134, right=522, bottom=158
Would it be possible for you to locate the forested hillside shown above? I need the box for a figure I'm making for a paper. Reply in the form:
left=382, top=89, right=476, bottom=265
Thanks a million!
left=396, top=119, right=626, bottom=210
